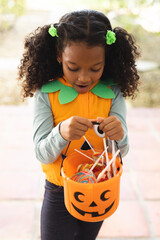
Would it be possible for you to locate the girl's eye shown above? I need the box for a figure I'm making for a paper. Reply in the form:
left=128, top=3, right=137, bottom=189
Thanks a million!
left=91, top=68, right=101, bottom=72
left=67, top=66, right=101, bottom=72
left=68, top=67, right=79, bottom=72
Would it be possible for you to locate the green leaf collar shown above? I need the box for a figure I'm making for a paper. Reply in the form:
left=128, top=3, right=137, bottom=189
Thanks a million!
left=41, top=79, right=116, bottom=104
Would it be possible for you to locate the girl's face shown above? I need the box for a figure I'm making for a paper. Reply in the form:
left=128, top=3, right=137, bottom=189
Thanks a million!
left=58, top=42, right=105, bottom=93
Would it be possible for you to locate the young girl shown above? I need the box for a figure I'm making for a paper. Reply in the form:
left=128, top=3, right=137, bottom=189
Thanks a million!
left=18, top=10, right=140, bottom=240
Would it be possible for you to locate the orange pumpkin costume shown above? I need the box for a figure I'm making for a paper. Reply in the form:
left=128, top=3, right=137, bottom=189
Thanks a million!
left=41, top=77, right=115, bottom=186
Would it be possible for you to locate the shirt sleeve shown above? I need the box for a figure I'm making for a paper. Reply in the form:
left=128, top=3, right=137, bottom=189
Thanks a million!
left=33, top=90, right=68, bottom=164
left=108, top=85, right=129, bottom=157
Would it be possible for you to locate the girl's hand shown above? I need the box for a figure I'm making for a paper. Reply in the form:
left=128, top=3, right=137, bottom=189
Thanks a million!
left=60, top=116, right=93, bottom=141
left=97, top=116, right=124, bottom=141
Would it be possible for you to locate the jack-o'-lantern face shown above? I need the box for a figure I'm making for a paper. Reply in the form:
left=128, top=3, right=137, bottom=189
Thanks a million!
left=63, top=150, right=122, bottom=222
left=71, top=190, right=115, bottom=218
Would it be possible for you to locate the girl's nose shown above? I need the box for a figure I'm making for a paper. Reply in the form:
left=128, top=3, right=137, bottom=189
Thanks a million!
left=78, top=72, right=91, bottom=83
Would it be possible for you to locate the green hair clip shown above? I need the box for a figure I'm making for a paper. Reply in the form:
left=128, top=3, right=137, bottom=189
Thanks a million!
left=48, top=25, right=58, bottom=37
left=106, top=30, right=116, bottom=45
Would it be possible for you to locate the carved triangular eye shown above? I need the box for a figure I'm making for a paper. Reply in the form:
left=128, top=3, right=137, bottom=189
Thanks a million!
left=80, top=140, right=93, bottom=150
left=89, top=201, right=97, bottom=207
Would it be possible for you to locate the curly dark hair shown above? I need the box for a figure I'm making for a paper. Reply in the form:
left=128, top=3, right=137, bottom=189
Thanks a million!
left=18, top=10, right=140, bottom=99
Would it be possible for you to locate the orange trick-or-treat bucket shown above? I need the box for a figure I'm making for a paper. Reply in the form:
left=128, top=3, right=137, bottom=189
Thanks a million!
left=61, top=148, right=123, bottom=222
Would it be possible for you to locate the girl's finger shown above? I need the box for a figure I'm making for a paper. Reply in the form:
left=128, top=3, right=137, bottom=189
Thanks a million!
left=106, top=129, right=124, bottom=141
left=96, top=117, right=104, bottom=123
left=74, top=122, right=89, bottom=132
left=76, top=117, right=93, bottom=129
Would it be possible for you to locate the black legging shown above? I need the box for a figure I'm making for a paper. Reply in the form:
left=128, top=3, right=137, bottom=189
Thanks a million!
left=41, top=180, right=103, bottom=240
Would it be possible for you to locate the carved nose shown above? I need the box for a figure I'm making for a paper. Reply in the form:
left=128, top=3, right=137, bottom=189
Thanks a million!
left=89, top=201, right=97, bottom=207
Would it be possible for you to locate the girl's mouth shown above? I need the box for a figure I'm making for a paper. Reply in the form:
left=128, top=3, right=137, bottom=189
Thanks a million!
left=75, top=84, right=90, bottom=93
left=78, top=85, right=88, bottom=88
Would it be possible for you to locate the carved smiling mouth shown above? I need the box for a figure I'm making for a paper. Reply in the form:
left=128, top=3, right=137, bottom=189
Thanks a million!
left=71, top=201, right=115, bottom=217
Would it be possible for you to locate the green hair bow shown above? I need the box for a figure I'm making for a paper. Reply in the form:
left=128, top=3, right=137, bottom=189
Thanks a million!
left=48, top=25, right=58, bottom=37
left=106, top=30, right=116, bottom=45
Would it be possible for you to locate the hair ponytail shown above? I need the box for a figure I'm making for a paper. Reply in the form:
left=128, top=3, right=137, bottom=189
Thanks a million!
left=103, top=27, right=140, bottom=98
left=18, top=25, right=62, bottom=98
